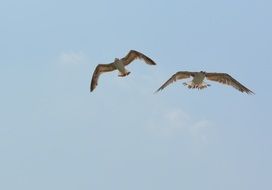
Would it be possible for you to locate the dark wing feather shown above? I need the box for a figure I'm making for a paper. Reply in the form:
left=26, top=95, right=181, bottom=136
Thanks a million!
left=90, top=63, right=116, bottom=92
left=121, top=50, right=156, bottom=66
left=205, top=72, right=254, bottom=94
left=155, top=71, right=196, bottom=92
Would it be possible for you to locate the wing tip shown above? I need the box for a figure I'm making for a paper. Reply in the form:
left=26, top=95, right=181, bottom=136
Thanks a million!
left=90, top=86, right=95, bottom=92
left=246, top=90, right=255, bottom=95
left=239, top=87, right=254, bottom=95
left=154, top=88, right=162, bottom=94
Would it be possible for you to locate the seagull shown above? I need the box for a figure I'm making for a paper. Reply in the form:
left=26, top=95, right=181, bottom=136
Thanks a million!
left=155, top=71, right=254, bottom=94
left=90, top=50, right=156, bottom=92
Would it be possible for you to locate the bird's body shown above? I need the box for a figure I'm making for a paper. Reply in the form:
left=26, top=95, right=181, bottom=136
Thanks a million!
left=90, top=50, right=156, bottom=92
left=113, top=58, right=130, bottom=77
left=192, top=72, right=205, bottom=84
left=156, top=71, right=254, bottom=94
left=182, top=71, right=210, bottom=89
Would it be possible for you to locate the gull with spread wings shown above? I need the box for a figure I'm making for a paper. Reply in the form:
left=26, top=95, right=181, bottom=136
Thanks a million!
left=90, top=50, right=156, bottom=92
left=156, top=71, right=254, bottom=94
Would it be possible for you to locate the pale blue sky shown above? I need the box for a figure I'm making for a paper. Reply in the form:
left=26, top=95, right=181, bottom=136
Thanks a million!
left=0, top=0, right=271, bottom=190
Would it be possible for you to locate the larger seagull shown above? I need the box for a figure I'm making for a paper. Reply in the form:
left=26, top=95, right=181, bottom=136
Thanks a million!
left=90, top=50, right=156, bottom=92
left=156, top=71, right=254, bottom=94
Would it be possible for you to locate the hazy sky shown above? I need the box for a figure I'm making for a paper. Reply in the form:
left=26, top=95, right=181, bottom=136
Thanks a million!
left=1, top=0, right=271, bottom=190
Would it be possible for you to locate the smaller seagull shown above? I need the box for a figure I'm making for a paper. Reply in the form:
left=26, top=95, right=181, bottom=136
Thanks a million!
left=90, top=50, right=156, bottom=92
left=156, top=71, right=254, bottom=94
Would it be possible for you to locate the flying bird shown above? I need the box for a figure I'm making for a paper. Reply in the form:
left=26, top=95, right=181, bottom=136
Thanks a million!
left=90, top=50, right=156, bottom=92
left=155, top=71, right=254, bottom=94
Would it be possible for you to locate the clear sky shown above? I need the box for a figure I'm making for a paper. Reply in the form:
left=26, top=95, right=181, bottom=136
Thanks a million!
left=0, top=0, right=271, bottom=189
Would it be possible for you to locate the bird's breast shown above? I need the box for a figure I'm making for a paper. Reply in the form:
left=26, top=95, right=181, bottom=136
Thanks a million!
left=114, top=60, right=126, bottom=73
left=192, top=73, right=205, bottom=84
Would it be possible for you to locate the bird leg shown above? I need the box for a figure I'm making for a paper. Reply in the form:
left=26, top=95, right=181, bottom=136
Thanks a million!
left=184, top=81, right=210, bottom=89
left=198, top=83, right=211, bottom=89
left=118, top=71, right=131, bottom=77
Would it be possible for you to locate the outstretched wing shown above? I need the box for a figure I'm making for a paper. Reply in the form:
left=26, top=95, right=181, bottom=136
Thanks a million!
left=121, top=50, right=156, bottom=66
left=205, top=72, right=254, bottom=94
left=90, top=63, right=116, bottom=92
left=155, top=71, right=196, bottom=92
